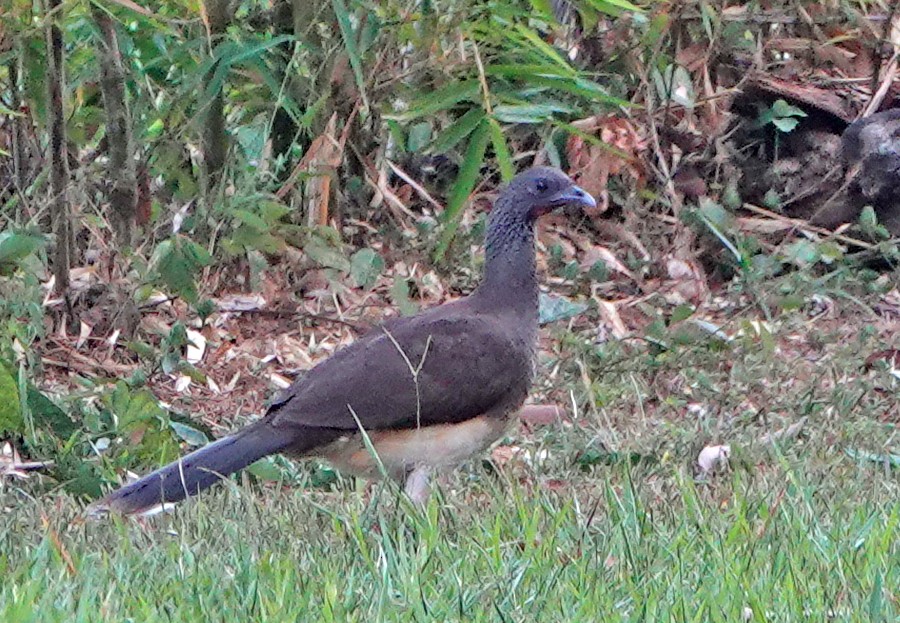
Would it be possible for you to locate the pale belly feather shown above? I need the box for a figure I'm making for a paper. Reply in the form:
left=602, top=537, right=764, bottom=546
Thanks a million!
left=317, top=415, right=510, bottom=480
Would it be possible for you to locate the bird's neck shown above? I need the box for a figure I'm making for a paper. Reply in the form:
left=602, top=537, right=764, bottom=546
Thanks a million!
left=475, top=207, right=538, bottom=317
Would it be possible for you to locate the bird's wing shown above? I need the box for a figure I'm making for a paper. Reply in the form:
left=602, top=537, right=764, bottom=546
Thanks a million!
left=265, top=312, right=532, bottom=432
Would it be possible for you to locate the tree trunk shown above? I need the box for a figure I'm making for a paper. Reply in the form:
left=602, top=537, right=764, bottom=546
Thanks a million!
left=9, top=55, right=28, bottom=195
left=92, top=4, right=136, bottom=248
left=45, top=0, right=72, bottom=296
left=270, top=0, right=298, bottom=169
left=202, top=0, right=231, bottom=192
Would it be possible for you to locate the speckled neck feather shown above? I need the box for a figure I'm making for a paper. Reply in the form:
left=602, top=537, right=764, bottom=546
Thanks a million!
left=475, top=192, right=538, bottom=316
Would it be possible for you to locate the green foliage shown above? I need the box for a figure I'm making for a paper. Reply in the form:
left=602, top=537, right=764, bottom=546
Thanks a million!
left=380, top=0, right=637, bottom=255
left=0, top=231, right=45, bottom=276
left=435, top=119, right=491, bottom=260
left=221, top=198, right=292, bottom=256
left=859, top=206, right=891, bottom=240
left=538, top=292, right=588, bottom=324
left=303, top=227, right=352, bottom=272
left=350, top=248, right=384, bottom=289
left=390, top=276, right=419, bottom=316
left=652, top=64, right=695, bottom=109
left=25, top=383, right=78, bottom=440
left=756, top=98, right=808, bottom=133
left=149, top=236, right=212, bottom=304
left=0, top=362, right=22, bottom=435
left=105, top=382, right=180, bottom=463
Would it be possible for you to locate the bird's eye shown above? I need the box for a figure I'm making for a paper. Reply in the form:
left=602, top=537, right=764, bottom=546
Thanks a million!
left=535, top=179, right=548, bottom=192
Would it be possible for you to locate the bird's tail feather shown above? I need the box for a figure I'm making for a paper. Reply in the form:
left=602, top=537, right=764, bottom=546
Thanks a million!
left=91, top=421, right=292, bottom=516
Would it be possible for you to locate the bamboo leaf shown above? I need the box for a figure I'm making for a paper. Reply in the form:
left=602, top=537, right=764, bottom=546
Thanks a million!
left=487, top=64, right=576, bottom=79
left=431, top=108, right=486, bottom=153
left=488, top=119, right=514, bottom=182
left=493, top=103, right=571, bottom=124
left=386, top=80, right=480, bottom=122
left=513, top=25, right=574, bottom=71
left=434, top=119, right=490, bottom=261
left=331, top=0, right=369, bottom=112
left=225, top=35, right=294, bottom=67
left=586, top=0, right=644, bottom=14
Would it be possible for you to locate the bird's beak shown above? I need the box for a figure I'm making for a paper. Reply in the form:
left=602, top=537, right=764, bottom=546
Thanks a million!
left=548, top=184, right=597, bottom=211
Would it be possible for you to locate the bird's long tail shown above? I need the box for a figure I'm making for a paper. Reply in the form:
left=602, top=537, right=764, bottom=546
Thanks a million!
left=91, top=420, right=293, bottom=516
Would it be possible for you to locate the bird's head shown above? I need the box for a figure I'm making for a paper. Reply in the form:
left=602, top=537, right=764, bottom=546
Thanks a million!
left=504, top=166, right=596, bottom=221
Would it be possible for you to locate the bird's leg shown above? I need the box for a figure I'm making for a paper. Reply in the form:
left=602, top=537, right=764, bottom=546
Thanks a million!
left=403, top=464, right=432, bottom=506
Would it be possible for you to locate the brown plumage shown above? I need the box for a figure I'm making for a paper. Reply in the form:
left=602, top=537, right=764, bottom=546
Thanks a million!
left=91, top=166, right=596, bottom=515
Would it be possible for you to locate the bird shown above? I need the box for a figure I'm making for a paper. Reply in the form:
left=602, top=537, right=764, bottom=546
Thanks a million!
left=90, top=166, right=596, bottom=516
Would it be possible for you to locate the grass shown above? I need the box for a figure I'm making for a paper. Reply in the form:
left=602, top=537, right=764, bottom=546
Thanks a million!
left=2, top=461, right=897, bottom=621
left=2, top=276, right=899, bottom=621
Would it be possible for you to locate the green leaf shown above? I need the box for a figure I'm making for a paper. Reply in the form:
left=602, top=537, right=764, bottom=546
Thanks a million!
left=513, top=24, right=575, bottom=72
left=539, top=293, right=588, bottom=324
left=492, top=103, right=570, bottom=124
left=350, top=248, right=384, bottom=289
left=387, top=80, right=480, bottom=122
left=27, top=385, right=77, bottom=439
left=0, top=231, right=45, bottom=270
left=698, top=197, right=733, bottom=229
left=144, top=118, right=164, bottom=140
left=487, top=64, right=577, bottom=79
left=407, top=122, right=432, bottom=153
left=757, top=99, right=807, bottom=133
left=777, top=295, right=804, bottom=311
left=231, top=208, right=270, bottom=232
left=529, top=0, right=554, bottom=19
left=588, top=260, right=608, bottom=282
left=670, top=305, right=695, bottom=324
left=431, top=108, right=486, bottom=154
left=226, top=36, right=296, bottom=67
left=247, top=457, right=285, bottom=482
left=386, top=120, right=406, bottom=152
left=771, top=99, right=807, bottom=119
left=331, top=0, right=369, bottom=113
left=390, top=277, right=418, bottom=316
left=772, top=117, right=800, bottom=133
left=258, top=201, right=291, bottom=222
left=488, top=119, right=514, bottom=182
left=870, top=571, right=884, bottom=621
left=200, top=36, right=295, bottom=103
left=858, top=206, right=889, bottom=239
left=65, top=463, right=105, bottom=499
left=0, top=362, right=22, bottom=434
left=845, top=448, right=900, bottom=468
left=783, top=240, right=819, bottom=267
left=817, top=241, right=843, bottom=264
left=434, top=119, right=490, bottom=261
left=587, top=0, right=644, bottom=14
left=150, top=237, right=211, bottom=303
left=860, top=205, right=878, bottom=230
left=305, top=234, right=350, bottom=272
left=169, top=421, right=209, bottom=447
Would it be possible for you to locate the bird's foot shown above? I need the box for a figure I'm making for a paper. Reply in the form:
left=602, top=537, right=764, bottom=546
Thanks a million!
left=403, top=465, right=432, bottom=506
